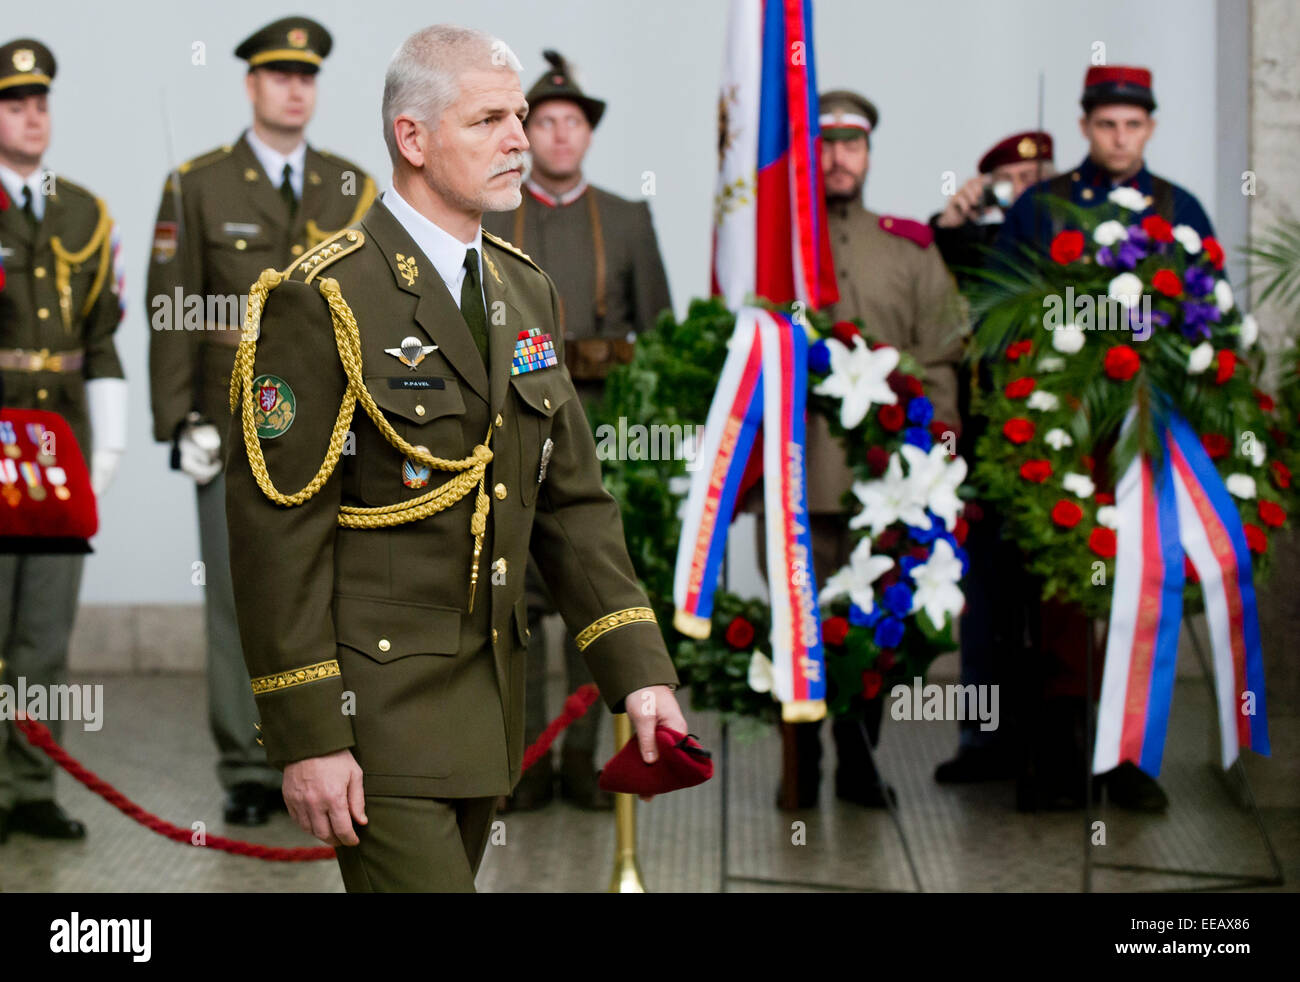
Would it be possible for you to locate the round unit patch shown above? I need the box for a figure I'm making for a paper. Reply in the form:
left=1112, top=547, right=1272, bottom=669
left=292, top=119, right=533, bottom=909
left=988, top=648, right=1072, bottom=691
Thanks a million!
left=252, top=374, right=296, bottom=439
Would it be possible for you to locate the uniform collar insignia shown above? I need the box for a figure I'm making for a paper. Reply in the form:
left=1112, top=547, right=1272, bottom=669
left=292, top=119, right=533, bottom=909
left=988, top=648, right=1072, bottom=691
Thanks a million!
left=395, top=252, right=418, bottom=286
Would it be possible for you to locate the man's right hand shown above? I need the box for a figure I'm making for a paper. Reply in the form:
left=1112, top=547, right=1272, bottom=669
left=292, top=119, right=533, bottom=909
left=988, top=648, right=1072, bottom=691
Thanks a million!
left=936, top=175, right=989, bottom=228
left=282, top=749, right=368, bottom=847
left=177, top=420, right=223, bottom=484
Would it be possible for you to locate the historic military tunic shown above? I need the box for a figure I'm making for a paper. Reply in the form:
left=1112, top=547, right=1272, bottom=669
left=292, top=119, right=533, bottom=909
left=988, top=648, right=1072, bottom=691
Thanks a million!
left=805, top=198, right=965, bottom=514
left=146, top=132, right=375, bottom=444
left=223, top=198, right=679, bottom=799
left=482, top=182, right=671, bottom=401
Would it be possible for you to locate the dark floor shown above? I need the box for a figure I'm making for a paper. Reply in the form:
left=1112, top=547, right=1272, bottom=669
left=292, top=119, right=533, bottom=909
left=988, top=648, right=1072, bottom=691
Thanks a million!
left=0, top=670, right=1295, bottom=893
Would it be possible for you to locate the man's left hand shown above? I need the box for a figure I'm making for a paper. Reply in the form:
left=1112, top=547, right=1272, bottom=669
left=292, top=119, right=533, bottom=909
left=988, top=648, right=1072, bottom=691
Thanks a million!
left=624, top=684, right=689, bottom=802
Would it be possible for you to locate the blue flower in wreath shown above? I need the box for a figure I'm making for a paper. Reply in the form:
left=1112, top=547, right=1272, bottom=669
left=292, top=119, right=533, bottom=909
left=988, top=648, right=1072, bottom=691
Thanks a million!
left=898, top=554, right=923, bottom=580
left=883, top=582, right=914, bottom=618
left=849, top=602, right=882, bottom=628
left=906, top=396, right=933, bottom=426
left=808, top=339, right=831, bottom=375
left=903, top=426, right=932, bottom=451
left=874, top=616, right=905, bottom=649
left=908, top=513, right=942, bottom=544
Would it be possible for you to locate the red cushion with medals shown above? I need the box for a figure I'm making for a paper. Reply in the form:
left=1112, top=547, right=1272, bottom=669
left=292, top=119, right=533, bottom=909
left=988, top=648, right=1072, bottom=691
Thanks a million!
left=0, top=409, right=98, bottom=553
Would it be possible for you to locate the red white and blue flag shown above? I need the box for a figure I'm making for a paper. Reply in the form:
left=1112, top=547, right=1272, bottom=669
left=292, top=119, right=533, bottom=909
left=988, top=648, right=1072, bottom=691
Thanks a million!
left=712, top=0, right=839, bottom=310
left=1095, top=409, right=1270, bottom=777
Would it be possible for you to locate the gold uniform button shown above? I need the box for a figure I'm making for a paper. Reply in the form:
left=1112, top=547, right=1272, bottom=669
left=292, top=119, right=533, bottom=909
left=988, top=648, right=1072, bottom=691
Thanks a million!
left=36, top=388, right=48, bottom=400
left=543, top=397, right=552, bottom=410
left=415, top=404, right=426, bottom=417
left=495, top=413, right=504, bottom=427
left=291, top=244, right=304, bottom=256
left=235, top=239, right=247, bottom=250
left=378, top=638, right=391, bottom=652
left=494, top=483, right=507, bottom=500
left=37, top=307, right=49, bottom=320
left=34, top=267, right=46, bottom=279
left=492, top=628, right=499, bottom=644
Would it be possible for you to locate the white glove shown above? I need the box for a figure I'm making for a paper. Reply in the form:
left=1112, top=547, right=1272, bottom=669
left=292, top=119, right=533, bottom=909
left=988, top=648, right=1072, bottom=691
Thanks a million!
left=86, top=377, right=128, bottom=498
left=178, top=421, right=223, bottom=485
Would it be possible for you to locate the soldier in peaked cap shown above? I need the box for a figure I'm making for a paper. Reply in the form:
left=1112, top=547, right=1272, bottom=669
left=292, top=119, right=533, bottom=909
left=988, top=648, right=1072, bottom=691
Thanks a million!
left=145, top=15, right=374, bottom=827
left=0, top=38, right=128, bottom=843
left=483, top=50, right=671, bottom=813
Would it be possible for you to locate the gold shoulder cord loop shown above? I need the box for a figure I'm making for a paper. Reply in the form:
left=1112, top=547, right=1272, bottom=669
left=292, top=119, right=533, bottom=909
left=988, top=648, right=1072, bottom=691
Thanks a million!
left=231, top=260, right=496, bottom=608
left=49, top=197, right=113, bottom=333
left=304, top=175, right=378, bottom=250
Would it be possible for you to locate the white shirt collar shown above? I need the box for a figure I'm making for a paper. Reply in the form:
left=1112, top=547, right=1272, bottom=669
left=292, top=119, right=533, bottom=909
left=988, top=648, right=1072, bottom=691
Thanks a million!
left=380, top=185, right=484, bottom=309
left=0, top=162, right=48, bottom=221
left=245, top=128, right=307, bottom=198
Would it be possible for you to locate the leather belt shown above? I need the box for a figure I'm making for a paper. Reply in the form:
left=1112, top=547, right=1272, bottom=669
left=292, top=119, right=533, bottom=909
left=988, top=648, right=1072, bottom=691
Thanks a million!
left=0, top=347, right=85, bottom=372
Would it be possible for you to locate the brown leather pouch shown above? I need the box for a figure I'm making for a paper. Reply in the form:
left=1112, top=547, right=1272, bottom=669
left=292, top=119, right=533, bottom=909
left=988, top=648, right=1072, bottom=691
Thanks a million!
left=564, top=337, right=636, bottom=380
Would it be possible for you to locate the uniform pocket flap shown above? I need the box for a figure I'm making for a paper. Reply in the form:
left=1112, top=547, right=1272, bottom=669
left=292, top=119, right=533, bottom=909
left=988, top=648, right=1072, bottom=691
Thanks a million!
left=510, top=371, right=569, bottom=418
left=364, top=374, right=465, bottom=426
left=334, top=594, right=461, bottom=661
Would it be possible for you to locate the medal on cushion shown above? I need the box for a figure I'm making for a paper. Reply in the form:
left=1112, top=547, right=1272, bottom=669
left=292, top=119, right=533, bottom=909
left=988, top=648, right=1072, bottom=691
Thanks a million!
left=27, top=422, right=55, bottom=465
left=46, top=465, right=70, bottom=501
left=538, top=437, right=554, bottom=483
left=0, top=421, right=20, bottom=459
left=403, top=445, right=431, bottom=489
left=19, top=460, right=46, bottom=501
left=0, top=459, right=20, bottom=506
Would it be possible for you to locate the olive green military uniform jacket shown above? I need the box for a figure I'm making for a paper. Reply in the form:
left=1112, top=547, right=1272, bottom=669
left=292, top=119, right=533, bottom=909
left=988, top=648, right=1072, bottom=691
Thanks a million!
left=482, top=184, right=671, bottom=401
left=223, top=199, right=679, bottom=798
left=806, top=198, right=965, bottom=514
left=145, top=132, right=374, bottom=445
left=0, top=175, right=124, bottom=456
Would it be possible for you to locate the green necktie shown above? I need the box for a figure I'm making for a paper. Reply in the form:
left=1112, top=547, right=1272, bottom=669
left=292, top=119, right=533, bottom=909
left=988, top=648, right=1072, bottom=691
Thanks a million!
left=461, top=248, right=489, bottom=364
left=21, top=186, right=37, bottom=233
left=279, top=162, right=297, bottom=217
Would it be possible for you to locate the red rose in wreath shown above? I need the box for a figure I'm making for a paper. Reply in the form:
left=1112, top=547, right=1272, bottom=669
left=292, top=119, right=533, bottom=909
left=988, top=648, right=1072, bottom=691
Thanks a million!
left=1104, top=346, right=1141, bottom=381
left=1019, top=459, right=1053, bottom=483
left=1050, top=230, right=1085, bottom=264
left=1202, top=236, right=1225, bottom=270
left=1201, top=433, right=1229, bottom=459
left=1151, top=268, right=1182, bottom=298
left=953, top=516, right=969, bottom=545
left=822, top=616, right=849, bottom=647
left=1140, top=215, right=1175, bottom=243
left=1255, top=389, right=1276, bottom=413
left=861, top=670, right=884, bottom=700
left=878, top=404, right=905, bottom=432
left=1244, top=523, right=1267, bottom=554
left=1005, top=339, right=1033, bottom=361
left=865, top=445, right=890, bottom=476
left=724, top=616, right=756, bottom=650
left=1002, top=418, right=1035, bottom=444
left=1258, top=500, right=1286, bottom=528
left=1088, top=527, right=1117, bottom=558
left=876, top=650, right=897, bottom=671
left=1004, top=377, right=1036, bottom=399
left=1214, top=349, right=1236, bottom=385
left=1271, top=460, right=1291, bottom=489
left=831, top=320, right=861, bottom=347
left=1051, top=500, right=1084, bottom=528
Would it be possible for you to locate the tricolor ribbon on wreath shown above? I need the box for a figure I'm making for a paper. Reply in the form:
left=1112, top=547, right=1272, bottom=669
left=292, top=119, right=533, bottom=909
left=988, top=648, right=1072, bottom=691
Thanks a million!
left=1095, top=406, right=1270, bottom=778
left=672, top=307, right=826, bottom=722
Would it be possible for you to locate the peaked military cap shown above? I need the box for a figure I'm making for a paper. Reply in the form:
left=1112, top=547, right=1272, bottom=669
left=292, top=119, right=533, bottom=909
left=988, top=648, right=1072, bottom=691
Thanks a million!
left=525, top=50, right=606, bottom=128
left=1081, top=65, right=1156, bottom=112
left=819, top=89, right=878, bottom=143
left=235, top=16, right=333, bottom=74
left=0, top=38, right=55, bottom=99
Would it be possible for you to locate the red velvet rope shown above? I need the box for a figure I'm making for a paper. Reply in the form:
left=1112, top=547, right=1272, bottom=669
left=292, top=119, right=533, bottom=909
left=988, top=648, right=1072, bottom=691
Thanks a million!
left=14, top=682, right=600, bottom=862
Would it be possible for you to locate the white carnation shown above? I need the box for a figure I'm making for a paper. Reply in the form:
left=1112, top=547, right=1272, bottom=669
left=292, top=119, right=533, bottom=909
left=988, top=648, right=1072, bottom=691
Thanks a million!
left=1027, top=390, right=1060, bottom=412
left=1187, top=342, right=1214, bottom=375
left=1215, top=280, right=1234, bottom=314
left=1052, top=323, right=1085, bottom=354
left=1044, top=428, right=1074, bottom=450
left=1096, top=506, right=1119, bottom=529
left=1226, top=474, right=1257, bottom=499
left=1108, top=272, right=1145, bottom=309
left=1173, top=225, right=1202, bottom=254
left=1094, top=220, right=1129, bottom=247
left=1240, top=313, right=1259, bottom=351
left=1037, top=355, right=1066, bottom=373
left=1108, top=187, right=1148, bottom=212
left=1062, top=472, right=1096, bottom=498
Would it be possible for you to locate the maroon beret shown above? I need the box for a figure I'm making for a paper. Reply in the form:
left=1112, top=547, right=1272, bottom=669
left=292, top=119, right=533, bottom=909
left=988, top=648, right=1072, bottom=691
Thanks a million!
left=978, top=130, right=1054, bottom=174
left=598, top=726, right=713, bottom=795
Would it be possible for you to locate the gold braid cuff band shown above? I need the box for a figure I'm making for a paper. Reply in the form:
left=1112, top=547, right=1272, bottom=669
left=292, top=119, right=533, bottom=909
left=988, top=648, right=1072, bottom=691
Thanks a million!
left=250, top=659, right=341, bottom=695
left=574, top=607, right=658, bottom=652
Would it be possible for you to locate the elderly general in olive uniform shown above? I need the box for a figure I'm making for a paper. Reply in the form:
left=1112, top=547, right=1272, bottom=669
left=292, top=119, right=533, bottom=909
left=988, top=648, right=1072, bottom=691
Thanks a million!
left=224, top=24, right=685, bottom=892
left=767, top=89, right=964, bottom=810
left=0, top=39, right=127, bottom=843
left=145, top=16, right=375, bottom=826
left=483, top=51, right=672, bottom=812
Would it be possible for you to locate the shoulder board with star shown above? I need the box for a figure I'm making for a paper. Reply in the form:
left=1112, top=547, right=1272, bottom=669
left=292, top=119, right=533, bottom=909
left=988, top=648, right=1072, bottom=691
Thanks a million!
left=177, top=144, right=233, bottom=177
left=283, top=227, right=366, bottom=283
left=878, top=215, right=934, bottom=249
left=313, top=147, right=367, bottom=176
left=483, top=229, right=544, bottom=275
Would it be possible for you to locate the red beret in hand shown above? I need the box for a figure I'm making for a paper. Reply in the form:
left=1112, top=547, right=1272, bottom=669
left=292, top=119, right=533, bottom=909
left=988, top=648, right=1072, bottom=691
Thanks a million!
left=598, top=726, right=714, bottom=795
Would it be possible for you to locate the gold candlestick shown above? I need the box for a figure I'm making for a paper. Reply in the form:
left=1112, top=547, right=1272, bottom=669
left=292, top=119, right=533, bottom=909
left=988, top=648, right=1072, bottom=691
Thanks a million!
left=608, top=713, right=646, bottom=893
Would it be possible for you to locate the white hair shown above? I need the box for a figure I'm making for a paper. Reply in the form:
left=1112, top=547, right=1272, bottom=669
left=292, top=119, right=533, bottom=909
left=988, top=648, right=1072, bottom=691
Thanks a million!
left=381, top=24, right=523, bottom=166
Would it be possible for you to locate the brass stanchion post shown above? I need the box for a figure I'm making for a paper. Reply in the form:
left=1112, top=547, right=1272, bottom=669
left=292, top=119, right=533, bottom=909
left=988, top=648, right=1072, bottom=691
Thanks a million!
left=608, top=713, right=645, bottom=893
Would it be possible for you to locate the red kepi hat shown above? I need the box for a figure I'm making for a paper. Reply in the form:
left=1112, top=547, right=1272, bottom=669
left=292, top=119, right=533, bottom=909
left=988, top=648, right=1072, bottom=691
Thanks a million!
left=1081, top=65, right=1156, bottom=112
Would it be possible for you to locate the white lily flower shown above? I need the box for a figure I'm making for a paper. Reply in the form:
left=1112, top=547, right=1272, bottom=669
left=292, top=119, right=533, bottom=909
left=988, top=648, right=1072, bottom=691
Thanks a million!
left=1094, top=220, right=1129, bottom=247
left=848, top=453, right=930, bottom=535
left=747, top=651, right=775, bottom=694
left=1226, top=474, right=1257, bottom=499
left=1027, top=390, right=1060, bottom=412
left=1062, top=472, right=1096, bottom=498
left=812, top=338, right=899, bottom=430
left=1108, top=272, right=1145, bottom=308
left=1214, top=280, right=1234, bottom=314
left=1173, top=225, right=1202, bottom=254
left=1108, top=187, right=1147, bottom=212
left=1038, top=355, right=1067, bottom=373
left=821, top=537, right=895, bottom=613
left=1188, top=341, right=1214, bottom=374
left=1044, top=428, right=1074, bottom=450
left=910, top=538, right=965, bottom=631
left=1096, top=505, right=1120, bottom=529
left=1052, top=322, right=1086, bottom=354
left=1240, top=313, right=1259, bottom=351
left=900, top=443, right=967, bottom=531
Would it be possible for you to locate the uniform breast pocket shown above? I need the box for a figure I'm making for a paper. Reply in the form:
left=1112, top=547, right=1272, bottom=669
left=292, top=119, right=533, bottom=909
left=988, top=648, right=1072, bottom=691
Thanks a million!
left=510, top=370, right=569, bottom=508
left=358, top=374, right=466, bottom=506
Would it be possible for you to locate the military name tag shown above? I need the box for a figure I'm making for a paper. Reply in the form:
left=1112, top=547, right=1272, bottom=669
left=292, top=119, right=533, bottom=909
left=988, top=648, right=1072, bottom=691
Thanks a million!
left=223, top=222, right=262, bottom=237
left=387, top=377, right=445, bottom=390
left=0, top=245, right=13, bottom=260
